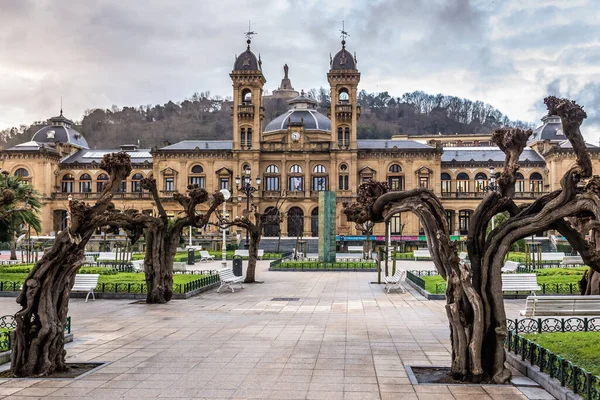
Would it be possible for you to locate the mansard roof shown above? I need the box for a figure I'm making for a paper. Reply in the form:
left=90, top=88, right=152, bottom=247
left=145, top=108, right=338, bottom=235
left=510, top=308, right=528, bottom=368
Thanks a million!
left=159, top=140, right=233, bottom=151
left=357, top=140, right=435, bottom=151
left=441, top=147, right=545, bottom=164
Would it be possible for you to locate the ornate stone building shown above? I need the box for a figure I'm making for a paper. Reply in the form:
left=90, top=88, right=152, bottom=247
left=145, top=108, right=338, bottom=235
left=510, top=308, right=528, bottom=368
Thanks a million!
left=2, top=38, right=600, bottom=247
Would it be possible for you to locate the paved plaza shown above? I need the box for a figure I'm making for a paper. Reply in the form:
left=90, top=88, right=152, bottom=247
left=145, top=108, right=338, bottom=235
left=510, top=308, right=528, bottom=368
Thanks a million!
left=0, top=260, right=555, bottom=399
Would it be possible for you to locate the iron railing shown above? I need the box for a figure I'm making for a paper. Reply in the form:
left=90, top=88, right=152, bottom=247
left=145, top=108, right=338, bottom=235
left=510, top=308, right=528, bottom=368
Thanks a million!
left=506, top=317, right=600, bottom=399
left=0, top=315, right=71, bottom=352
left=406, top=271, right=426, bottom=289
left=273, top=261, right=377, bottom=270
left=432, top=282, right=583, bottom=295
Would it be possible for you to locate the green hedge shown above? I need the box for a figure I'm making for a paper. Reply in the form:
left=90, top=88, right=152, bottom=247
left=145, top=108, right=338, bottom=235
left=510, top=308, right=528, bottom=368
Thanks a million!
left=277, top=261, right=377, bottom=269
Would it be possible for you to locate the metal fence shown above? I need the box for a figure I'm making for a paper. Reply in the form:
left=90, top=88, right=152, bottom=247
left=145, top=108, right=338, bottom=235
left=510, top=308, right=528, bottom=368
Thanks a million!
left=273, top=261, right=377, bottom=270
left=0, top=271, right=220, bottom=295
left=0, top=315, right=71, bottom=352
left=433, top=282, right=583, bottom=295
left=406, top=271, right=426, bottom=289
left=505, top=317, right=600, bottom=399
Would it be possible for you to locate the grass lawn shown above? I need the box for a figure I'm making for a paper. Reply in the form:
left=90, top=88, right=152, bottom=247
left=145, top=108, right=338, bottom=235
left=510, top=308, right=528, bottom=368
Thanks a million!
left=0, top=271, right=207, bottom=286
left=420, top=267, right=586, bottom=294
left=522, top=332, right=600, bottom=376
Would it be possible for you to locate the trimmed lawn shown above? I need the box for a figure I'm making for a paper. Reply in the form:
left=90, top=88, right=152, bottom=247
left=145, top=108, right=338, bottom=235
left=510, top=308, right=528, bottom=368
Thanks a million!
left=522, top=332, right=600, bottom=376
left=420, top=267, right=586, bottom=294
left=0, top=272, right=207, bottom=286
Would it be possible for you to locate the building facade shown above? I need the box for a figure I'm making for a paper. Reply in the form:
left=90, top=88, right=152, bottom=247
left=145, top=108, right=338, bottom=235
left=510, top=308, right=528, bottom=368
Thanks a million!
left=2, top=38, right=600, bottom=245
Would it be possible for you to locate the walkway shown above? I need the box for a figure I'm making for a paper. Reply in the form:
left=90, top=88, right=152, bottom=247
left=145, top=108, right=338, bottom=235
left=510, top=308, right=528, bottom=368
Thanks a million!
left=0, top=261, right=554, bottom=399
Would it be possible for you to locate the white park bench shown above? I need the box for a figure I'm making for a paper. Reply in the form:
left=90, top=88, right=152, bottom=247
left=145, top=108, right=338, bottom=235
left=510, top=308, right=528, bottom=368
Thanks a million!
left=501, top=260, right=521, bottom=273
left=234, top=249, right=265, bottom=258
left=96, top=252, right=131, bottom=262
left=501, top=273, right=540, bottom=295
left=199, top=251, right=215, bottom=262
left=383, top=269, right=407, bottom=293
left=131, top=260, right=144, bottom=272
left=217, top=268, right=244, bottom=293
left=520, top=295, right=600, bottom=317
left=72, top=274, right=100, bottom=302
left=530, top=252, right=565, bottom=264
left=0, top=260, right=19, bottom=265
left=413, top=249, right=431, bottom=260
left=562, top=255, right=584, bottom=267
left=187, top=245, right=202, bottom=251
left=348, top=246, right=363, bottom=252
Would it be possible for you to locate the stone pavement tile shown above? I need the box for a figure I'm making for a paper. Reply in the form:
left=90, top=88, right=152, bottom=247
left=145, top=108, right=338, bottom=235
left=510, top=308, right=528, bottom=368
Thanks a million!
left=344, top=383, right=379, bottom=392
left=66, top=379, right=105, bottom=388
left=483, top=386, right=525, bottom=395
left=4, top=396, right=43, bottom=400
left=0, top=387, right=22, bottom=396
left=99, top=380, right=138, bottom=389
left=136, top=379, right=176, bottom=389
left=452, top=395, right=493, bottom=400
left=0, top=381, right=37, bottom=389
left=309, top=383, right=345, bottom=392
left=306, top=390, right=344, bottom=400
left=489, top=395, right=528, bottom=400
left=377, top=377, right=410, bottom=385
left=45, top=387, right=95, bottom=397
left=379, top=384, right=415, bottom=393
left=415, top=393, right=455, bottom=400
left=311, top=375, right=344, bottom=384
left=157, top=388, right=200, bottom=398
left=516, top=387, right=555, bottom=400
left=414, top=385, right=451, bottom=394
left=269, top=389, right=309, bottom=399
left=381, top=393, right=418, bottom=400
left=343, top=392, right=380, bottom=400
left=448, top=385, right=488, bottom=394
left=511, top=376, right=539, bottom=387
left=84, top=388, right=130, bottom=398
left=343, top=377, right=377, bottom=384
left=123, top=387, right=163, bottom=397
left=231, top=389, right=272, bottom=399
left=30, top=380, right=69, bottom=388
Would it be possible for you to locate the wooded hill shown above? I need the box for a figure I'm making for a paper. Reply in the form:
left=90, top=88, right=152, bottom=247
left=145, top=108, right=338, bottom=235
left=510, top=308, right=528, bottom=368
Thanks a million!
left=1, top=89, right=535, bottom=149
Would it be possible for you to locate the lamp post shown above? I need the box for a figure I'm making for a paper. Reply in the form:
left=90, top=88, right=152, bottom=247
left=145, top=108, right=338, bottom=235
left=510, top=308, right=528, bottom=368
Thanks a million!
left=219, top=188, right=231, bottom=268
left=235, top=168, right=261, bottom=249
left=477, top=165, right=498, bottom=230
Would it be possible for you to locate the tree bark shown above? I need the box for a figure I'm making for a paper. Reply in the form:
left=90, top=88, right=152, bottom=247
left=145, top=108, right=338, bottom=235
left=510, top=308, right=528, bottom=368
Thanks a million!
left=245, top=229, right=260, bottom=283
left=9, top=235, right=17, bottom=260
left=11, top=153, right=132, bottom=377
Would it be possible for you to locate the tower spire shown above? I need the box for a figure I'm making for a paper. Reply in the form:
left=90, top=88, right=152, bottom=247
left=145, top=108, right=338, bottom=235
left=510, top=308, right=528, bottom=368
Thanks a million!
left=60, top=96, right=63, bottom=116
left=339, top=20, right=349, bottom=48
left=244, top=20, right=257, bottom=49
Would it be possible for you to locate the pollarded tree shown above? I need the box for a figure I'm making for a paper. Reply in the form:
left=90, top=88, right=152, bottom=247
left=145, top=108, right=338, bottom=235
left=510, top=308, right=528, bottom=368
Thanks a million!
left=11, top=152, right=132, bottom=378
left=218, top=198, right=285, bottom=283
left=344, top=97, right=600, bottom=383
left=108, top=181, right=224, bottom=303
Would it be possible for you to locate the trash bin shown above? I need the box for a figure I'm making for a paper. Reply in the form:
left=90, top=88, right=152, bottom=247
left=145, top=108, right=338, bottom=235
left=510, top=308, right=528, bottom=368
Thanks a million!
left=232, top=255, right=243, bottom=277
left=187, top=248, right=195, bottom=265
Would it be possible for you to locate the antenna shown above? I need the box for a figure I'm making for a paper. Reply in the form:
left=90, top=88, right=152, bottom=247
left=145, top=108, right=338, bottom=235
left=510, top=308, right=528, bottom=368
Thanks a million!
left=244, top=20, right=257, bottom=41
left=60, top=96, right=63, bottom=116
left=339, top=21, right=349, bottom=41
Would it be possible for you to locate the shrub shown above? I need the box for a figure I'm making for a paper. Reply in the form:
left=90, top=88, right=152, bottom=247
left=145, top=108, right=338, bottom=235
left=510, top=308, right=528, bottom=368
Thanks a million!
left=79, top=267, right=118, bottom=275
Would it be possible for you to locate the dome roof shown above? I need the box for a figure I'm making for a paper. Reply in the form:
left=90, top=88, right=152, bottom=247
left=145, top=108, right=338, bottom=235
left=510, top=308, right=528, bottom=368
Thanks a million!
left=331, top=40, right=356, bottom=70
left=264, top=91, right=331, bottom=133
left=31, top=114, right=89, bottom=149
left=528, top=115, right=565, bottom=144
left=233, top=40, right=261, bottom=71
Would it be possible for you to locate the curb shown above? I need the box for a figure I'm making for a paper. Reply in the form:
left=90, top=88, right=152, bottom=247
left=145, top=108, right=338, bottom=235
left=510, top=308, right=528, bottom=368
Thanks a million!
left=268, top=268, right=377, bottom=272
left=505, top=351, right=582, bottom=400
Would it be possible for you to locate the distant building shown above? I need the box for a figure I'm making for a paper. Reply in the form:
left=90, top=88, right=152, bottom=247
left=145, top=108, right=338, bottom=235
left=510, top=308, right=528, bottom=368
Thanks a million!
left=2, top=37, right=600, bottom=248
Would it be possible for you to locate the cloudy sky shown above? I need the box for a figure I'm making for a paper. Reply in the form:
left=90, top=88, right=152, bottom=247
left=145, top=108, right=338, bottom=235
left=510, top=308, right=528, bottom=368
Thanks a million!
left=1, top=0, right=599, bottom=140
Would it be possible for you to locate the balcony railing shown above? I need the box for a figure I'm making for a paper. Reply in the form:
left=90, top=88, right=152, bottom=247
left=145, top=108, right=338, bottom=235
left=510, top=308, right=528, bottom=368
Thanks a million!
left=53, top=192, right=152, bottom=200
left=262, top=190, right=282, bottom=199
left=285, top=190, right=306, bottom=198
left=441, top=191, right=545, bottom=199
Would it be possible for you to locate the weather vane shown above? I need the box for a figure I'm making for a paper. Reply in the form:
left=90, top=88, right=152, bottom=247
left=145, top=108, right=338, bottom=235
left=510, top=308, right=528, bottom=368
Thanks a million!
left=339, top=21, right=349, bottom=41
left=244, top=21, right=257, bottom=41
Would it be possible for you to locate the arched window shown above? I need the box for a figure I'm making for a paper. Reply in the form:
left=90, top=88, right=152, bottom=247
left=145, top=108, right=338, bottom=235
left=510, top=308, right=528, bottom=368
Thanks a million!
left=530, top=172, right=543, bottom=192
left=241, top=88, right=252, bottom=104
left=311, top=208, right=319, bottom=237
left=14, top=168, right=29, bottom=178
left=287, top=207, right=304, bottom=237
left=264, top=165, right=280, bottom=192
left=79, top=173, right=92, bottom=193
left=338, top=88, right=349, bottom=103
left=312, top=165, right=327, bottom=192
left=387, top=164, right=403, bottom=191
left=61, top=174, right=74, bottom=193
left=288, top=165, right=304, bottom=192
left=131, top=173, right=144, bottom=192
left=456, top=172, right=470, bottom=192
left=441, top=173, right=451, bottom=193
left=189, top=165, right=205, bottom=188
left=337, top=126, right=350, bottom=147
left=515, top=172, right=524, bottom=192
left=96, top=173, right=109, bottom=192
left=475, top=172, right=488, bottom=193
left=262, top=207, right=280, bottom=236
left=339, top=163, right=349, bottom=191
left=389, top=164, right=402, bottom=173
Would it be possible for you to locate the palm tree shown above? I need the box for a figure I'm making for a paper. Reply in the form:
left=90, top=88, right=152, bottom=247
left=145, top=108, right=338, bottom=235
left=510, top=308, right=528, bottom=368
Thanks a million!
left=0, top=172, right=42, bottom=260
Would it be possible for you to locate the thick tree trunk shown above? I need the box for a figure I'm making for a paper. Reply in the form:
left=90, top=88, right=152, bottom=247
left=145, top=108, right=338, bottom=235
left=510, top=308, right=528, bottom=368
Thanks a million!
left=10, top=152, right=131, bottom=377
left=12, top=233, right=85, bottom=376
left=143, top=228, right=174, bottom=304
left=244, top=230, right=260, bottom=283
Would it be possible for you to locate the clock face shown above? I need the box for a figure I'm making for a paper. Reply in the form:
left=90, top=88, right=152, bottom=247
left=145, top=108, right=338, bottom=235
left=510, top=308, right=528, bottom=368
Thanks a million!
left=291, top=132, right=300, bottom=142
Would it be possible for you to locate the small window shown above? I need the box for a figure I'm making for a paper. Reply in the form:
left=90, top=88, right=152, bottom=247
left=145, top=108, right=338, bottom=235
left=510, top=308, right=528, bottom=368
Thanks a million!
left=131, top=173, right=144, bottom=192
left=266, top=165, right=279, bottom=174
left=14, top=168, right=29, bottom=177
left=191, top=165, right=204, bottom=174
left=290, top=165, right=303, bottom=173
left=79, top=173, right=92, bottom=193
left=339, top=164, right=348, bottom=171
left=313, top=165, right=326, bottom=173
left=96, top=173, right=109, bottom=192
left=61, top=174, right=74, bottom=193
